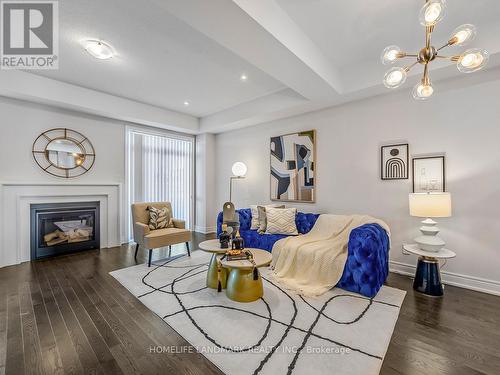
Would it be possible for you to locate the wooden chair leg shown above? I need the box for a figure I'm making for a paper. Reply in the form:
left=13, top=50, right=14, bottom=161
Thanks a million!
left=148, top=249, right=153, bottom=267
left=186, top=242, right=191, bottom=257
left=168, top=245, right=171, bottom=258
left=134, top=243, right=139, bottom=260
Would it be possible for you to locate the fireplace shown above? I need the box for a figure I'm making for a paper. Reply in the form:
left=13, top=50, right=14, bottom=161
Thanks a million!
left=30, top=202, right=100, bottom=260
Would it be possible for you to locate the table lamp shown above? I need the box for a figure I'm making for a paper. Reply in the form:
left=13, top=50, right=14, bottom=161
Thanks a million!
left=409, top=192, right=452, bottom=252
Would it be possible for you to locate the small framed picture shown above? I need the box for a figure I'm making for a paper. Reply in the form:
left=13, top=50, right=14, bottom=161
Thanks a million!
left=412, top=156, right=445, bottom=193
left=381, top=143, right=409, bottom=180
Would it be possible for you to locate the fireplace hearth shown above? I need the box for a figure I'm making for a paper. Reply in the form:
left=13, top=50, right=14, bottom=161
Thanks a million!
left=30, top=202, right=100, bottom=260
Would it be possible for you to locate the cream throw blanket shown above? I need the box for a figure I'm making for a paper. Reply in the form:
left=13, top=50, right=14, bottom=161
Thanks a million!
left=270, top=214, right=390, bottom=296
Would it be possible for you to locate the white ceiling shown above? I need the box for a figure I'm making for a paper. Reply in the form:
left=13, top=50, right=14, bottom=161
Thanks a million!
left=277, top=0, right=500, bottom=69
left=4, top=0, right=500, bottom=133
left=30, top=0, right=286, bottom=117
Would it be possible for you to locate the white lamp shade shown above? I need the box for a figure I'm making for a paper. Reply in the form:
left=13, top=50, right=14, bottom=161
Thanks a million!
left=231, top=162, right=247, bottom=177
left=409, top=193, right=452, bottom=218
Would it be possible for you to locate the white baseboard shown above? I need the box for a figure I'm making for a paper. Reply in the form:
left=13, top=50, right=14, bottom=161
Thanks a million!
left=194, top=225, right=216, bottom=234
left=390, top=260, right=500, bottom=297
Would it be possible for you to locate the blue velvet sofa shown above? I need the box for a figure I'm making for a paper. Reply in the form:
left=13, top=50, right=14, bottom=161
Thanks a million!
left=217, top=208, right=390, bottom=298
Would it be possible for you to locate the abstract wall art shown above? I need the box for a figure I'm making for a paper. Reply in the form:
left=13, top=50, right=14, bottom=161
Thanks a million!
left=381, top=143, right=409, bottom=180
left=270, top=130, right=315, bottom=202
left=412, top=156, right=446, bottom=193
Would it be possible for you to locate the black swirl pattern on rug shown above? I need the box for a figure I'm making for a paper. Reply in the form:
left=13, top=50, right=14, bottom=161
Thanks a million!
left=170, top=264, right=274, bottom=353
left=137, top=254, right=210, bottom=298
left=252, top=276, right=297, bottom=375
left=139, top=255, right=399, bottom=374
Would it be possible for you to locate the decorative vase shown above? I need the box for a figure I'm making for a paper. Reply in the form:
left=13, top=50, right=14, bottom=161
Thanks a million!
left=219, top=224, right=230, bottom=249
left=414, top=218, right=445, bottom=252
left=231, top=230, right=245, bottom=250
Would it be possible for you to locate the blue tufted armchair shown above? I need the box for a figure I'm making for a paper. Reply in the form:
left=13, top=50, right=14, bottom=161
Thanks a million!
left=217, top=208, right=390, bottom=298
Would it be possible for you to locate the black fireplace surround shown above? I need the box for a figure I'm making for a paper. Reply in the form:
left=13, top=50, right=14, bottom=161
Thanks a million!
left=30, top=202, right=100, bottom=260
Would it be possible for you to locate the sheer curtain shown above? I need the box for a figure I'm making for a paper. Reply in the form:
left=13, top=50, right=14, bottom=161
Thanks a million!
left=126, top=127, right=194, bottom=239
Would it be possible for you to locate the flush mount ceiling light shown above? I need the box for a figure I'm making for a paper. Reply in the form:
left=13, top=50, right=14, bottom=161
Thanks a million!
left=84, top=40, right=114, bottom=60
left=183, top=101, right=190, bottom=106
left=240, top=74, right=248, bottom=82
left=381, top=0, right=488, bottom=100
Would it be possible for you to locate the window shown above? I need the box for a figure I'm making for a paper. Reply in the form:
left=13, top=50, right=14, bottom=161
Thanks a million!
left=126, top=127, right=194, bottom=240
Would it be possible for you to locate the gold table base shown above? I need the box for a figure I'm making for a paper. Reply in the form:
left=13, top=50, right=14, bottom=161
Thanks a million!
left=206, top=253, right=228, bottom=289
left=225, top=268, right=263, bottom=302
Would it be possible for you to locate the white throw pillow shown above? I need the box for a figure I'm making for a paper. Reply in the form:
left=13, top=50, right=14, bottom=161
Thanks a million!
left=257, top=205, right=285, bottom=233
left=250, top=204, right=285, bottom=230
left=265, top=207, right=298, bottom=235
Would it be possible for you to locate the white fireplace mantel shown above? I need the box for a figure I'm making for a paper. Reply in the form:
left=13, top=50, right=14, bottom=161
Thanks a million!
left=0, top=181, right=124, bottom=268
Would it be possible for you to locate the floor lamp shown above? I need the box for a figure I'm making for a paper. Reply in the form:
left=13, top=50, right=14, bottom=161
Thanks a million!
left=229, top=162, right=247, bottom=202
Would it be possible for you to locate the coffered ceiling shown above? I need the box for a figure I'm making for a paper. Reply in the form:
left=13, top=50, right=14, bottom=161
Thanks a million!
left=1, top=0, right=499, bottom=133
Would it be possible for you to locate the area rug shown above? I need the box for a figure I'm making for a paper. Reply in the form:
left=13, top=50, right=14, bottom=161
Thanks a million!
left=110, top=251, right=405, bottom=375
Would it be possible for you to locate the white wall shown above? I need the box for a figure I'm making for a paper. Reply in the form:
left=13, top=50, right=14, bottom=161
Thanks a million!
left=0, top=97, right=127, bottom=267
left=195, top=133, right=217, bottom=233
left=214, top=79, right=500, bottom=295
left=0, top=97, right=207, bottom=236
left=0, top=97, right=125, bottom=183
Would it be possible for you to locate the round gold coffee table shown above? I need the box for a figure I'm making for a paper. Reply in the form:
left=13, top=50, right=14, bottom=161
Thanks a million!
left=220, top=249, right=272, bottom=303
left=199, top=239, right=229, bottom=289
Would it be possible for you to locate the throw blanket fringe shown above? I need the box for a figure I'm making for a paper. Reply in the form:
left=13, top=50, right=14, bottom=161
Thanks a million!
left=270, top=214, right=390, bottom=297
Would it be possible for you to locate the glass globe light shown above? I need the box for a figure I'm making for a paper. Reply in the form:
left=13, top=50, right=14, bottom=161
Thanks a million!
left=457, top=48, right=489, bottom=73
left=449, top=24, right=476, bottom=46
left=419, top=0, right=446, bottom=26
left=381, top=45, right=402, bottom=65
left=383, top=67, right=407, bottom=89
left=231, top=162, right=247, bottom=177
left=412, top=82, right=434, bottom=100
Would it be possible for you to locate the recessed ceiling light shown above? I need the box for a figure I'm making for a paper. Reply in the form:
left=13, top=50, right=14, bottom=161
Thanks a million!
left=84, top=40, right=114, bottom=60
left=240, top=74, right=248, bottom=81
left=183, top=101, right=190, bottom=106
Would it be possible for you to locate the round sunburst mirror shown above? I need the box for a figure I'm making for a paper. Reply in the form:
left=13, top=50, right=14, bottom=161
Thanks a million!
left=32, top=128, right=95, bottom=178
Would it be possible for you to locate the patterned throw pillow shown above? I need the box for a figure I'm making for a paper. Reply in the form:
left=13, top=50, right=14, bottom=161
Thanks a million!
left=265, top=207, right=298, bottom=235
left=250, top=204, right=285, bottom=230
left=147, top=206, right=173, bottom=230
left=257, top=205, right=285, bottom=233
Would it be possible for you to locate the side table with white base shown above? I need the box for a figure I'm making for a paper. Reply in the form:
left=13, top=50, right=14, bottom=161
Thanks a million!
left=199, top=239, right=229, bottom=290
left=403, top=244, right=456, bottom=296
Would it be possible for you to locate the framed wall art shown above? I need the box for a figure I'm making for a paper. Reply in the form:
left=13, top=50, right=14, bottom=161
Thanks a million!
left=412, top=156, right=446, bottom=193
left=270, top=130, right=315, bottom=202
left=381, top=143, right=409, bottom=180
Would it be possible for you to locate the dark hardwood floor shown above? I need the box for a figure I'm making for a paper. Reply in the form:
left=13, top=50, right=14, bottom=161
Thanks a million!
left=1, top=232, right=499, bottom=375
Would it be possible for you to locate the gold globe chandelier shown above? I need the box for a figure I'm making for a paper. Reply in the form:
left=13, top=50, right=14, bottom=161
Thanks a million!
left=381, top=0, right=489, bottom=100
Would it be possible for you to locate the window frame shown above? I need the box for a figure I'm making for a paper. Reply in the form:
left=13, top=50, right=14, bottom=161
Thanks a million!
left=125, top=124, right=195, bottom=241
